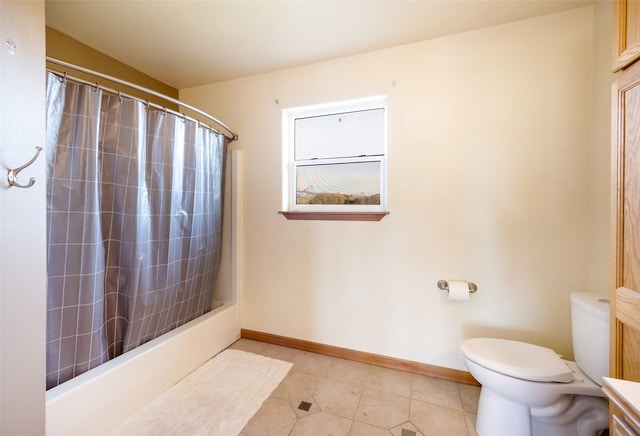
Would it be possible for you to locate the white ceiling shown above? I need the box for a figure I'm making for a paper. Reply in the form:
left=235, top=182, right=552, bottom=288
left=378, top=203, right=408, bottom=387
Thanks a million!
left=45, top=0, right=595, bottom=89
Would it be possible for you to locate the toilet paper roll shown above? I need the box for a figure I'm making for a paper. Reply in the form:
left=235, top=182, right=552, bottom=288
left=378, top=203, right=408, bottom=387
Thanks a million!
left=448, top=280, right=470, bottom=301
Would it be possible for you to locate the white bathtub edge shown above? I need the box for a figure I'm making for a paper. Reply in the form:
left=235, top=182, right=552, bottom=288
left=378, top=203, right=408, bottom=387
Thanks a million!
left=46, top=303, right=240, bottom=436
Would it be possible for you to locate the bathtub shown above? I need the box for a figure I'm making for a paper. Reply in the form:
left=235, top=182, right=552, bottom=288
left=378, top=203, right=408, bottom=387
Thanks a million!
left=46, top=150, right=243, bottom=435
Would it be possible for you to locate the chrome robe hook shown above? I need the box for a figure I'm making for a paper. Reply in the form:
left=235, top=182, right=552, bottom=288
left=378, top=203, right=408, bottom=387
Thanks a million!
left=7, top=146, right=43, bottom=188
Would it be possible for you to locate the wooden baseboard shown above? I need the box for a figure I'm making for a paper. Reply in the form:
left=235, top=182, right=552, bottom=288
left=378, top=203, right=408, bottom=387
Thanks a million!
left=241, top=329, right=480, bottom=386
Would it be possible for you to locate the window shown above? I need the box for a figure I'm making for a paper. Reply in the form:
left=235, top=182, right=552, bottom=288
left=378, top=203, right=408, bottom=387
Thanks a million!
left=281, top=96, right=388, bottom=220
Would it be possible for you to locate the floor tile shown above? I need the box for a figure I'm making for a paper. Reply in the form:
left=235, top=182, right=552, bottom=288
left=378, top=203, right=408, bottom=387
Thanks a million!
left=260, top=343, right=304, bottom=362
left=292, top=350, right=334, bottom=377
left=458, top=384, right=481, bottom=413
left=290, top=396, right=320, bottom=419
left=325, top=357, right=371, bottom=386
left=355, top=388, right=411, bottom=429
left=241, top=397, right=297, bottom=436
left=242, top=342, right=479, bottom=435
left=390, top=421, right=424, bottom=436
left=289, top=411, right=352, bottom=436
left=365, top=365, right=412, bottom=398
left=314, top=377, right=363, bottom=419
left=349, top=421, right=391, bottom=435
left=411, top=374, right=463, bottom=410
left=465, top=412, right=478, bottom=436
left=410, top=399, right=469, bottom=436
left=270, top=370, right=322, bottom=402
left=112, top=340, right=481, bottom=436
left=229, top=338, right=267, bottom=354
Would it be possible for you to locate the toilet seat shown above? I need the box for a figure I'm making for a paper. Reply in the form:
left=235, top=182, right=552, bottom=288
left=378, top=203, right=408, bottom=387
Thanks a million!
left=461, top=338, right=573, bottom=383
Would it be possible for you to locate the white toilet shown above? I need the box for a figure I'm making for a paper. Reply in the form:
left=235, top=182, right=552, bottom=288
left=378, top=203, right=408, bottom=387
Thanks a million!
left=460, top=292, right=610, bottom=436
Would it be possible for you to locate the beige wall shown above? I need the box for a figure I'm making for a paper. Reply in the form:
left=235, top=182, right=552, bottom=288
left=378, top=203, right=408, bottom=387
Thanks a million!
left=589, top=1, right=614, bottom=292
left=2, top=1, right=47, bottom=433
left=181, top=6, right=611, bottom=371
left=46, top=27, right=178, bottom=108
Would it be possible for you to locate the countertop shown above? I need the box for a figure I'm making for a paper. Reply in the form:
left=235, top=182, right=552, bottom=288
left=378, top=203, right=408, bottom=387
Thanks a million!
left=605, top=377, right=640, bottom=408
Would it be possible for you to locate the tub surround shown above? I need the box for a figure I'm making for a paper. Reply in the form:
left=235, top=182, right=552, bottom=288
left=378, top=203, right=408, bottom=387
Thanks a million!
left=47, top=305, right=240, bottom=436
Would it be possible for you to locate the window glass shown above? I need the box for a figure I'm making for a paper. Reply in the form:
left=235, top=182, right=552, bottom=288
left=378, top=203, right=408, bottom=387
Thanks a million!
left=294, top=108, right=385, bottom=160
left=295, top=161, right=381, bottom=205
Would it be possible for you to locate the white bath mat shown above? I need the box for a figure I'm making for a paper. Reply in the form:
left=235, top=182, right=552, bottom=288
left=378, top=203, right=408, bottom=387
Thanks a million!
left=106, top=349, right=292, bottom=436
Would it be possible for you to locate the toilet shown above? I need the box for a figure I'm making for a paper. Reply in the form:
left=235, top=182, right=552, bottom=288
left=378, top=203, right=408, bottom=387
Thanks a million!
left=460, top=292, right=610, bottom=436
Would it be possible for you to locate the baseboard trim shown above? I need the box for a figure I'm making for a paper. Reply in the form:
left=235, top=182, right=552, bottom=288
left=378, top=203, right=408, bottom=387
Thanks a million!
left=241, top=329, right=479, bottom=386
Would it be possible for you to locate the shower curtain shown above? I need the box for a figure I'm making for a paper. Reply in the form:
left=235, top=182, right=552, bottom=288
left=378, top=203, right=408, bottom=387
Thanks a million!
left=44, top=72, right=226, bottom=389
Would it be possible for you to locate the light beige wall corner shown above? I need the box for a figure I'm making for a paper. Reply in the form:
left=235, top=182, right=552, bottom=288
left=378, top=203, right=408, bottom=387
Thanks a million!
left=45, top=27, right=178, bottom=107
left=588, top=1, right=613, bottom=294
left=181, top=6, right=609, bottom=370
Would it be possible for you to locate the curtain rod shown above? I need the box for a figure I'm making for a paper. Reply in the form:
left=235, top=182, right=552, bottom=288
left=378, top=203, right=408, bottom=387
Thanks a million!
left=46, top=56, right=238, bottom=142
left=46, top=69, right=227, bottom=138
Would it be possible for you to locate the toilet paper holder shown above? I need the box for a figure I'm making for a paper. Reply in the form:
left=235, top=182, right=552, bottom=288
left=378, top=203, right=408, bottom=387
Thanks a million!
left=437, top=280, right=477, bottom=293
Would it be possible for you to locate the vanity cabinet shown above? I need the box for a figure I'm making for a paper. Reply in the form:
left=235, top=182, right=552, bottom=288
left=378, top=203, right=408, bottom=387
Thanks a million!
left=611, top=1, right=640, bottom=384
left=603, top=378, right=640, bottom=436
left=614, top=0, right=640, bottom=72
left=610, top=1, right=640, bottom=434
left=603, top=0, right=640, bottom=436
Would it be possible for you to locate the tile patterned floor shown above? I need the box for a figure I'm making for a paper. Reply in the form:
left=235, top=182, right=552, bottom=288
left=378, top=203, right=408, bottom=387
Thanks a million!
left=230, top=339, right=480, bottom=436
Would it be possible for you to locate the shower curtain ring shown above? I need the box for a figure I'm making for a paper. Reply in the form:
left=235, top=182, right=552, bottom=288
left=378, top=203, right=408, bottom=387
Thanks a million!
left=7, top=146, right=43, bottom=188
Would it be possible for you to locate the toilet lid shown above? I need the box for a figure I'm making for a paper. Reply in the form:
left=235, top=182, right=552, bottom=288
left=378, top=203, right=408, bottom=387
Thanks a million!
left=461, top=338, right=574, bottom=383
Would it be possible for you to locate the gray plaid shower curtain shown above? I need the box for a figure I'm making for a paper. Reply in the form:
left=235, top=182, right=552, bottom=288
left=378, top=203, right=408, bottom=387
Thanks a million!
left=44, top=72, right=226, bottom=389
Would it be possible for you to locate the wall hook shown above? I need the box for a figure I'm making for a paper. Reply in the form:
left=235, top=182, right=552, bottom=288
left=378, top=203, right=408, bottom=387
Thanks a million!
left=7, top=146, right=43, bottom=188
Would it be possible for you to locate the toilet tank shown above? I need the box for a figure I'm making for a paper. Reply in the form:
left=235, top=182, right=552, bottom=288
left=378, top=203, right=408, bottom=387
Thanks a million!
left=571, top=292, right=610, bottom=386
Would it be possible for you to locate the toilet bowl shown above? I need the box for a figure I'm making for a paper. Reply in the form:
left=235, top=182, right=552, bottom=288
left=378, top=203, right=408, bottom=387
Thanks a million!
left=461, top=293, right=610, bottom=436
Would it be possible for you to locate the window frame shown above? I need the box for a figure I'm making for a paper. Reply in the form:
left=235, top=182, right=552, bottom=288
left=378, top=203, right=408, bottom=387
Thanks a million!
left=281, top=95, right=388, bottom=219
